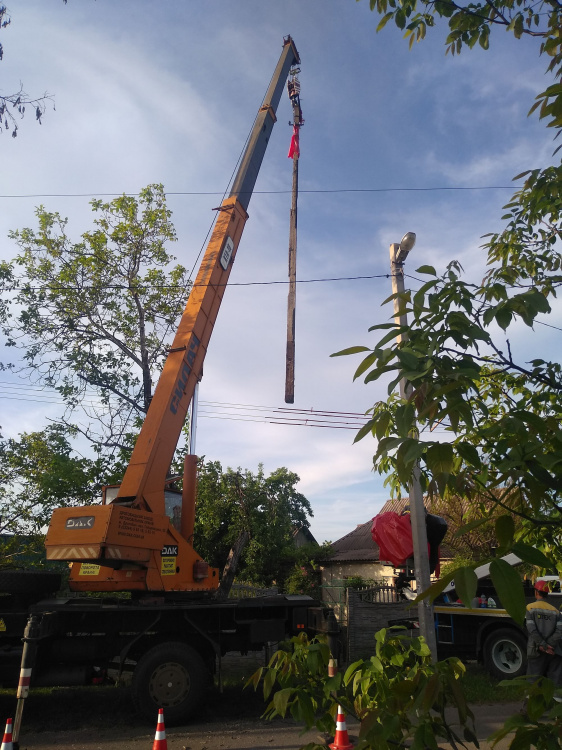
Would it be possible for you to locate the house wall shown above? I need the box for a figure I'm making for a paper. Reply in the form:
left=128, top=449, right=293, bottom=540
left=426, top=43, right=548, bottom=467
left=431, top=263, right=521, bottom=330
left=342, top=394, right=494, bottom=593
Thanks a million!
left=346, top=588, right=411, bottom=662
left=321, top=561, right=394, bottom=587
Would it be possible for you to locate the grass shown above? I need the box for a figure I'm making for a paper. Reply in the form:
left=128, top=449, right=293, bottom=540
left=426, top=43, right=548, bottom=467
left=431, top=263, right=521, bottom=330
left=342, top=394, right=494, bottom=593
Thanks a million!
left=0, top=658, right=524, bottom=733
left=462, top=664, right=526, bottom=704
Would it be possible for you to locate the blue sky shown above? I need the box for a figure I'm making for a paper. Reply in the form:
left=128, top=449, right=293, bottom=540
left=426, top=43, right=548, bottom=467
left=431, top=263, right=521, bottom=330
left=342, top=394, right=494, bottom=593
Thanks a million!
left=0, top=0, right=558, bottom=542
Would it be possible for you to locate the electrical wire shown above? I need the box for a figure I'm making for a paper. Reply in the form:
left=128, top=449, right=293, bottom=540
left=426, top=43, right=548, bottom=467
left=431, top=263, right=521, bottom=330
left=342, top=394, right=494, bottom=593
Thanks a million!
left=0, top=381, right=371, bottom=430
left=2, top=271, right=561, bottom=332
left=0, top=273, right=393, bottom=292
left=0, top=186, right=519, bottom=199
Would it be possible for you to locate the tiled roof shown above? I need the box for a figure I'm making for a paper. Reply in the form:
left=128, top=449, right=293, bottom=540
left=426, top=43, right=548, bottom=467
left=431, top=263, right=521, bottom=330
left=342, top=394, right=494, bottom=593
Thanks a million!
left=327, top=520, right=380, bottom=563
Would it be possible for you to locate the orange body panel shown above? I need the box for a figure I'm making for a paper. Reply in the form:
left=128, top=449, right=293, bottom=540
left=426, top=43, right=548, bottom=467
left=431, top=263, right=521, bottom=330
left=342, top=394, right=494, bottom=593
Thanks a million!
left=46, top=505, right=169, bottom=564
left=46, top=505, right=219, bottom=592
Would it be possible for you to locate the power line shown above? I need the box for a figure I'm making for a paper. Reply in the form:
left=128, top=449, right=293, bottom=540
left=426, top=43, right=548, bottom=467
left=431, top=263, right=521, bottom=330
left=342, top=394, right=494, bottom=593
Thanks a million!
left=0, top=273, right=392, bottom=293
left=0, top=383, right=370, bottom=431
left=0, top=185, right=519, bottom=200
left=3, top=272, right=561, bottom=332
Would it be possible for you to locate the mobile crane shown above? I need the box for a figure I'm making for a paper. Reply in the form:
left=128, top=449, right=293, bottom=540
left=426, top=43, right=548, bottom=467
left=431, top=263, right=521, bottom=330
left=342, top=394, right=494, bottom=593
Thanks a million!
left=45, top=36, right=297, bottom=594
left=5, top=38, right=339, bottom=735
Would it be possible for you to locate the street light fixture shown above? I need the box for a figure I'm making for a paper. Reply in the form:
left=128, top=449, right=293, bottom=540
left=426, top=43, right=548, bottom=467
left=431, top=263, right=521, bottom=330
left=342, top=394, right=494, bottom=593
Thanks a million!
left=389, top=234, right=438, bottom=662
left=396, top=232, right=416, bottom=263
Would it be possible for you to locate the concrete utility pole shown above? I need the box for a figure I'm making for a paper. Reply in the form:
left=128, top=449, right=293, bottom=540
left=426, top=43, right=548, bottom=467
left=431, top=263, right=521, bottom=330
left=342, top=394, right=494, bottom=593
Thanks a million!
left=389, top=233, right=438, bottom=662
left=285, top=67, right=303, bottom=404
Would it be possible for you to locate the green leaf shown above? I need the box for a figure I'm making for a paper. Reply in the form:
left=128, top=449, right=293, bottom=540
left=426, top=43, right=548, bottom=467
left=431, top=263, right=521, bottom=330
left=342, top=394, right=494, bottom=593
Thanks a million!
left=495, top=307, right=513, bottom=331
left=263, top=667, right=277, bottom=699
left=343, top=659, right=364, bottom=686
left=425, top=443, right=454, bottom=475
left=415, top=265, right=437, bottom=276
left=456, top=441, right=481, bottom=468
left=510, top=542, right=554, bottom=569
left=376, top=11, right=394, bottom=30
left=396, top=348, right=420, bottom=370
left=331, top=345, right=371, bottom=357
left=375, top=410, right=391, bottom=440
left=354, top=351, right=379, bottom=379
left=272, top=687, right=294, bottom=716
left=490, top=559, right=527, bottom=624
left=353, top=418, right=377, bottom=444
left=395, top=403, right=415, bottom=437
left=495, top=515, right=515, bottom=549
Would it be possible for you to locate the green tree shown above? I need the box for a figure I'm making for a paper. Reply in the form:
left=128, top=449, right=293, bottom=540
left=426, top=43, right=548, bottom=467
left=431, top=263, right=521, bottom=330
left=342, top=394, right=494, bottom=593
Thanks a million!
left=193, top=460, right=314, bottom=587
left=248, top=629, right=477, bottom=750
left=332, top=0, right=562, bottom=622
left=0, top=423, right=104, bottom=566
left=1, top=184, right=190, bottom=453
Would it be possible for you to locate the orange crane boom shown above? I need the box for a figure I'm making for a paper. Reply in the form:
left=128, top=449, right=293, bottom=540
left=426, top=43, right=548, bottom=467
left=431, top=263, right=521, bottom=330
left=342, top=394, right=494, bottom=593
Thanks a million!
left=45, top=36, right=301, bottom=593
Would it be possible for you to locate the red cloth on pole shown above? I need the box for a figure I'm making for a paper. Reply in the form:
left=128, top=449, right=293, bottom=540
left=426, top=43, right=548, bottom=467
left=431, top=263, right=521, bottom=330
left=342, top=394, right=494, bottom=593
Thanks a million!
left=371, top=511, right=442, bottom=574
left=288, top=125, right=300, bottom=158
left=371, top=512, right=414, bottom=566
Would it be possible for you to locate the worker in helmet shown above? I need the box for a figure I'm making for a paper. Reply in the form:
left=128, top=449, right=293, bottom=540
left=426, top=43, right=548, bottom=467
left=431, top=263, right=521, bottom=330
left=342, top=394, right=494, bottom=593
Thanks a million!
left=525, top=579, right=562, bottom=683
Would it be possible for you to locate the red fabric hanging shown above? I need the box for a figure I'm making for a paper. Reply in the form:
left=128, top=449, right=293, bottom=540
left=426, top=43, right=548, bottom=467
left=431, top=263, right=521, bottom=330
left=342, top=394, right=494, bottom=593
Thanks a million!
left=371, top=512, right=414, bottom=566
left=288, top=125, right=300, bottom=158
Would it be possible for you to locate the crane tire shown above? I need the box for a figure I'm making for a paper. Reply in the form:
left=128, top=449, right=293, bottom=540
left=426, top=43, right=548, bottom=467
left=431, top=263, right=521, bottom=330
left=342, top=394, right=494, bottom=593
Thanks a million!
left=131, top=641, right=211, bottom=725
left=0, top=570, right=61, bottom=595
left=483, top=628, right=527, bottom=679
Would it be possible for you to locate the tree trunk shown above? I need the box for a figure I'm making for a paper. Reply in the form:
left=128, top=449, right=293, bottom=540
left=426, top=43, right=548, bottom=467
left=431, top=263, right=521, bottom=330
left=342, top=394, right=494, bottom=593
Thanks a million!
left=215, top=530, right=250, bottom=601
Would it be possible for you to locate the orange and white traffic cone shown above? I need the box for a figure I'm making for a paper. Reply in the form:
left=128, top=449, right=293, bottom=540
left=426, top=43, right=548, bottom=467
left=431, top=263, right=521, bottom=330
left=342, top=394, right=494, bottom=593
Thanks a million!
left=329, top=705, right=354, bottom=750
left=1, top=718, right=13, bottom=750
left=152, top=708, right=167, bottom=750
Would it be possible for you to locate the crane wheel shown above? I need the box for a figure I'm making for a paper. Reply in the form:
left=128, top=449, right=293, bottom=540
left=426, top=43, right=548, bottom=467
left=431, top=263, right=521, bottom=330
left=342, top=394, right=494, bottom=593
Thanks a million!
left=131, top=641, right=211, bottom=725
left=483, top=628, right=527, bottom=679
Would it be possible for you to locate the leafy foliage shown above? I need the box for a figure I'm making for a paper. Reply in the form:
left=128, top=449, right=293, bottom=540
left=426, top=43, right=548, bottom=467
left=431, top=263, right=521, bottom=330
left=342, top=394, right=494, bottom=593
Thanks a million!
left=247, top=628, right=478, bottom=750
left=335, top=0, right=562, bottom=627
left=490, top=676, right=562, bottom=749
left=283, top=543, right=333, bottom=597
left=0, top=423, right=105, bottom=565
left=193, top=460, right=314, bottom=587
left=364, top=0, right=562, bottom=143
left=1, top=185, right=190, bottom=453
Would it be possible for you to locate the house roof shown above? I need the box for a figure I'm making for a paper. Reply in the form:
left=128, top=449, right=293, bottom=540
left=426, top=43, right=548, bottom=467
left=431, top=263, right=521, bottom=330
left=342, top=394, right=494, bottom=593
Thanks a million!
left=292, top=526, right=318, bottom=546
left=326, top=520, right=381, bottom=563
left=379, top=497, right=410, bottom=515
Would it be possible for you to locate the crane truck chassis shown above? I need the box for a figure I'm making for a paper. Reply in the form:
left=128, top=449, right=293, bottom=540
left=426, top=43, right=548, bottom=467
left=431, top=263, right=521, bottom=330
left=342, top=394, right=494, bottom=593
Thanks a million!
left=1, top=575, right=338, bottom=726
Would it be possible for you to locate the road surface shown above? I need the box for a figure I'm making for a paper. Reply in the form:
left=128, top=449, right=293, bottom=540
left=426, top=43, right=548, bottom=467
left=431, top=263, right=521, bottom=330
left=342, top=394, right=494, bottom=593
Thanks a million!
left=14, top=703, right=523, bottom=750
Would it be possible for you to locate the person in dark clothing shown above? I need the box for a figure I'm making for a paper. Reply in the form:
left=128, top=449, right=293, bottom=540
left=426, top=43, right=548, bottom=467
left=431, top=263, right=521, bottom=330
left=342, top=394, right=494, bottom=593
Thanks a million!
left=525, top=579, right=562, bottom=684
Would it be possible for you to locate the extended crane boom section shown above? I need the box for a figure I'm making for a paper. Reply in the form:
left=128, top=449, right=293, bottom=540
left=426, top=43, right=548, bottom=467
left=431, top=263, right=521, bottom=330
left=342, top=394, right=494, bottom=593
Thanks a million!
left=45, top=36, right=300, bottom=593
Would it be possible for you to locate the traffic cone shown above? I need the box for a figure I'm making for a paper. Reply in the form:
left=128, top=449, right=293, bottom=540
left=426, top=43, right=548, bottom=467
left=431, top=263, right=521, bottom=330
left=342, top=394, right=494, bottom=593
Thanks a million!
left=329, top=705, right=354, bottom=750
left=152, top=708, right=167, bottom=750
left=1, top=718, right=13, bottom=750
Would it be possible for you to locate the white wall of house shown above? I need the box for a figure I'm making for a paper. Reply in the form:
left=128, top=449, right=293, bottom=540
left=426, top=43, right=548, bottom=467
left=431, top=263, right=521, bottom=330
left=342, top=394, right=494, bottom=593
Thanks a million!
left=321, top=561, right=394, bottom=587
